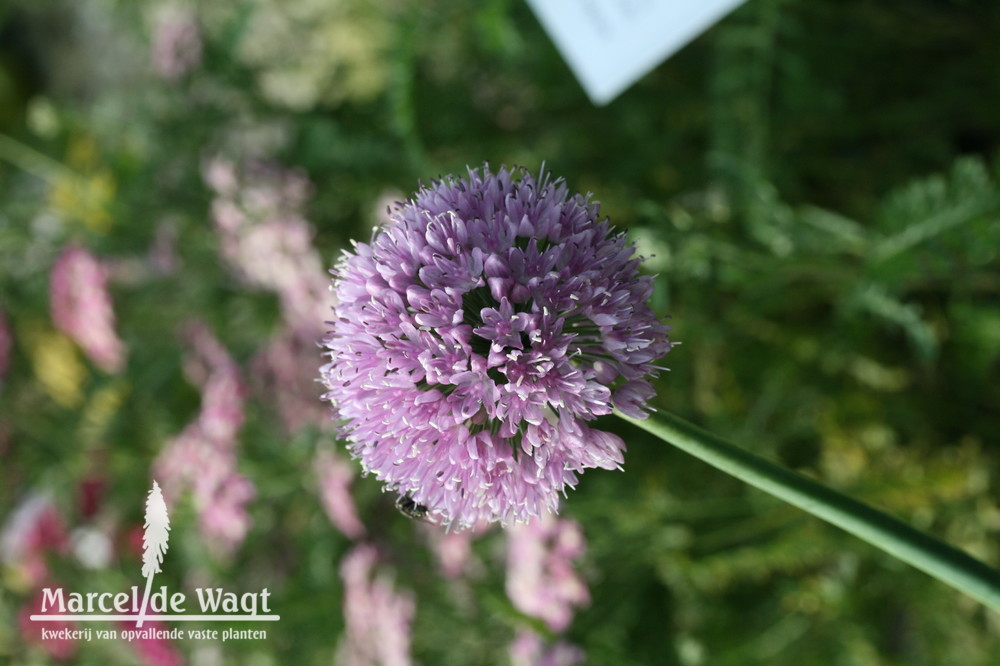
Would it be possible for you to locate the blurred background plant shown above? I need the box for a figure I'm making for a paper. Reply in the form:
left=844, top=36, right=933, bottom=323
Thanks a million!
left=1, top=0, right=1000, bottom=664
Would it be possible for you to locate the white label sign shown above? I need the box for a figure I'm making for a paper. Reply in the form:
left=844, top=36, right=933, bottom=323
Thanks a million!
left=525, top=0, right=749, bottom=105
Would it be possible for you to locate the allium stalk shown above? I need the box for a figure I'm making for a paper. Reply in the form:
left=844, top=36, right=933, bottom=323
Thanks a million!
left=321, top=165, right=672, bottom=529
left=620, top=409, right=1000, bottom=613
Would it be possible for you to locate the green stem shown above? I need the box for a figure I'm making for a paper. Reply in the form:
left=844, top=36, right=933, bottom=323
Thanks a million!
left=617, top=409, right=1000, bottom=612
left=0, top=133, right=80, bottom=184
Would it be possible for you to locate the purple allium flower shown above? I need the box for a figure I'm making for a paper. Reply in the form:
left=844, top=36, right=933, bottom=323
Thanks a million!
left=337, top=544, right=415, bottom=666
left=321, top=165, right=672, bottom=528
left=50, top=245, right=126, bottom=373
left=506, top=513, right=589, bottom=633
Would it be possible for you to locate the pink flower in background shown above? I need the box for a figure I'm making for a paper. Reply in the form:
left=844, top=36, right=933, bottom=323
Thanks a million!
left=77, top=477, right=107, bottom=521
left=0, top=493, right=68, bottom=588
left=427, top=529, right=476, bottom=579
left=50, top=245, right=127, bottom=373
left=0, top=309, right=11, bottom=385
left=19, top=587, right=77, bottom=661
left=231, top=218, right=330, bottom=328
left=423, top=522, right=490, bottom=580
left=120, top=619, right=185, bottom=666
left=207, top=156, right=336, bottom=435
left=103, top=220, right=181, bottom=286
left=506, top=513, right=589, bottom=633
left=199, top=471, right=256, bottom=550
left=251, top=329, right=329, bottom=434
left=151, top=7, right=202, bottom=81
left=149, top=221, right=180, bottom=276
left=204, top=157, right=329, bottom=333
left=155, top=322, right=255, bottom=556
left=509, top=629, right=584, bottom=666
left=204, top=157, right=353, bottom=538
left=179, top=320, right=235, bottom=385
left=4, top=496, right=77, bottom=660
left=123, top=524, right=146, bottom=561
left=198, top=362, right=245, bottom=444
left=337, top=544, right=415, bottom=666
left=203, top=158, right=238, bottom=195
left=315, top=449, right=365, bottom=539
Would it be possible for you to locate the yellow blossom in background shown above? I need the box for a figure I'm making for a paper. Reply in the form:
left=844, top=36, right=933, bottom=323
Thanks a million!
left=78, top=380, right=128, bottom=446
left=3, top=555, right=38, bottom=594
left=47, top=134, right=116, bottom=234
left=233, top=0, right=391, bottom=111
left=22, top=323, right=87, bottom=408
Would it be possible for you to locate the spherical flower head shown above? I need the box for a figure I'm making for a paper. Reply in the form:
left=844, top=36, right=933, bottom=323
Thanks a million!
left=321, top=165, right=672, bottom=529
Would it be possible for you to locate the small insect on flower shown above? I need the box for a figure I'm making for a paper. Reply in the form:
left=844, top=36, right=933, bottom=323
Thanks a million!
left=395, top=494, right=432, bottom=523
left=321, top=164, right=673, bottom=530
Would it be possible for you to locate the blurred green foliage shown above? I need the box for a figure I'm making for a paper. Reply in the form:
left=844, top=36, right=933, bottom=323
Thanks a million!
left=1, top=0, right=1000, bottom=664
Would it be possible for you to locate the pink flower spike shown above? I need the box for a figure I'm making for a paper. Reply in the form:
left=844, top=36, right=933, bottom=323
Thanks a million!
left=203, top=158, right=329, bottom=334
left=153, top=322, right=254, bottom=557
left=50, top=245, right=127, bottom=373
left=424, top=525, right=486, bottom=579
left=151, top=7, right=202, bottom=81
left=252, top=329, right=329, bottom=434
left=315, top=449, right=366, bottom=539
left=336, top=544, right=415, bottom=666
left=506, top=513, right=589, bottom=633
